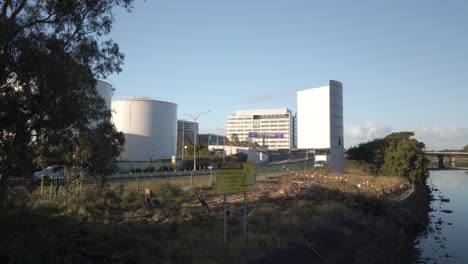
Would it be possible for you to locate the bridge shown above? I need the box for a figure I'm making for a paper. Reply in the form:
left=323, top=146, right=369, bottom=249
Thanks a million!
left=425, top=151, right=468, bottom=168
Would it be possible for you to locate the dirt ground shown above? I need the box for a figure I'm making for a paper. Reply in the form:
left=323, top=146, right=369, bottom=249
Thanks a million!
left=233, top=172, right=432, bottom=264
left=192, top=169, right=431, bottom=264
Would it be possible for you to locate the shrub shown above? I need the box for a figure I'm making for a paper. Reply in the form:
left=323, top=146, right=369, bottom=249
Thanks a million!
left=158, top=166, right=174, bottom=172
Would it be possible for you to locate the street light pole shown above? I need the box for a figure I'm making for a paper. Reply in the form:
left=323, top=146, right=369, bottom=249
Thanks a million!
left=184, top=111, right=210, bottom=171
left=182, top=120, right=185, bottom=161
left=362, top=128, right=375, bottom=141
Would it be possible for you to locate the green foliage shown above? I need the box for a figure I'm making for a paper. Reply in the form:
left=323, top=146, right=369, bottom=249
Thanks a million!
left=68, top=121, right=125, bottom=174
left=379, top=132, right=429, bottom=184
left=347, top=131, right=429, bottom=184
left=158, top=166, right=174, bottom=172
left=463, top=145, right=468, bottom=152
left=0, top=1, right=132, bottom=183
left=0, top=187, right=33, bottom=214
left=346, top=138, right=386, bottom=173
left=234, top=152, right=248, bottom=162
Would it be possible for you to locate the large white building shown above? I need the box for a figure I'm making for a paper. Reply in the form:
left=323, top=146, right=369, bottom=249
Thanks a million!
left=297, top=80, right=344, bottom=173
left=226, top=109, right=293, bottom=149
left=111, top=98, right=178, bottom=161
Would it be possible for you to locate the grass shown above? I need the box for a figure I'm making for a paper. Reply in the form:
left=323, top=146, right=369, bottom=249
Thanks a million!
left=0, top=167, right=410, bottom=263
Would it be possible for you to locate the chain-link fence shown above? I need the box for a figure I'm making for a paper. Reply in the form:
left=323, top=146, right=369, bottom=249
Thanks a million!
left=4, top=162, right=323, bottom=205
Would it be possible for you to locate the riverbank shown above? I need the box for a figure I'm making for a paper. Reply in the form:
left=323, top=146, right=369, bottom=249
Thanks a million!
left=247, top=177, right=432, bottom=263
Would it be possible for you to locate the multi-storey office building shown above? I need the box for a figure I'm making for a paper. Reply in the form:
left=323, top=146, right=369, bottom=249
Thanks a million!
left=177, top=120, right=198, bottom=152
left=226, top=109, right=293, bottom=149
left=198, top=134, right=225, bottom=146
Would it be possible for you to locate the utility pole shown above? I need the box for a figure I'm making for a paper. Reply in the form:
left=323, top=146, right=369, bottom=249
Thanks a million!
left=184, top=111, right=210, bottom=171
left=182, top=120, right=185, bottom=161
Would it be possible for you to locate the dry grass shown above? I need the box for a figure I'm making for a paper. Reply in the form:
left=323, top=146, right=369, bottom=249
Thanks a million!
left=1, top=166, right=413, bottom=263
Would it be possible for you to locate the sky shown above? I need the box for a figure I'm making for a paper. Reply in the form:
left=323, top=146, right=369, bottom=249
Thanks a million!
left=107, top=0, right=468, bottom=150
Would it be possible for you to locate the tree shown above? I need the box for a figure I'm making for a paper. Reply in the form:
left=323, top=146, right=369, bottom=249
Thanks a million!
left=346, top=138, right=386, bottom=172
left=347, top=131, right=429, bottom=184
left=0, top=1, right=133, bottom=183
left=230, top=134, right=239, bottom=146
left=462, top=145, right=468, bottom=152
left=379, top=132, right=429, bottom=184
left=70, top=122, right=125, bottom=174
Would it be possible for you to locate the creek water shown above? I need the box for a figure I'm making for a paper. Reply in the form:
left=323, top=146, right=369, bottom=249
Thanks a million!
left=417, top=169, right=468, bottom=263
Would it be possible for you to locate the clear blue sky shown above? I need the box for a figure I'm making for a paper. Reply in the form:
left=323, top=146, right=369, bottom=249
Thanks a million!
left=108, top=0, right=468, bottom=150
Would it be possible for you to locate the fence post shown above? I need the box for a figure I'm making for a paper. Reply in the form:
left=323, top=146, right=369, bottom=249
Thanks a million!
left=191, top=171, right=194, bottom=187
left=166, top=171, right=169, bottom=185
left=40, top=176, right=44, bottom=194
left=136, top=176, right=140, bottom=192
left=49, top=179, right=53, bottom=200
left=265, top=166, right=268, bottom=180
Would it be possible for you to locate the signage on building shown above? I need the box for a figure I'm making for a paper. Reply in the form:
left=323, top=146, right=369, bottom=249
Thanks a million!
left=248, top=132, right=284, bottom=138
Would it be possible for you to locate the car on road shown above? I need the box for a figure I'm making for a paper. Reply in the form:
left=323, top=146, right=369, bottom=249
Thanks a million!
left=207, top=163, right=217, bottom=170
left=314, top=161, right=326, bottom=168
left=33, top=165, right=65, bottom=180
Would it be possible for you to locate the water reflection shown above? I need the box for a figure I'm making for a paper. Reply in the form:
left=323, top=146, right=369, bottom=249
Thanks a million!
left=430, top=171, right=468, bottom=187
left=417, top=170, right=468, bottom=263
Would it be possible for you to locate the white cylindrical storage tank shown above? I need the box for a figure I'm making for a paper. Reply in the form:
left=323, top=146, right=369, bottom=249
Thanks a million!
left=111, top=97, right=178, bottom=161
left=96, top=80, right=114, bottom=109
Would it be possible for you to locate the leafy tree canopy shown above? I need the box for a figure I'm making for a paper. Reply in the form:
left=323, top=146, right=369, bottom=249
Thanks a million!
left=0, top=0, right=132, bottom=181
left=346, top=131, right=429, bottom=184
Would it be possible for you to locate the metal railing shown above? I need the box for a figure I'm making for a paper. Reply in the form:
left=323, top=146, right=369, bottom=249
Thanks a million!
left=4, top=163, right=324, bottom=205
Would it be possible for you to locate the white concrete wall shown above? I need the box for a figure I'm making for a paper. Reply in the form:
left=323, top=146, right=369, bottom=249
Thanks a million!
left=297, top=86, right=331, bottom=149
left=329, top=81, right=344, bottom=173
left=297, top=80, right=344, bottom=173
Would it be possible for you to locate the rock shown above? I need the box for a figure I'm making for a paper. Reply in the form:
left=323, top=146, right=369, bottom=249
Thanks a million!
left=440, top=197, right=450, bottom=203
left=441, top=209, right=453, bottom=214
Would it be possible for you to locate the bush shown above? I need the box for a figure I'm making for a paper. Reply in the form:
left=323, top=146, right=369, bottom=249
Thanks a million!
left=158, top=166, right=174, bottom=172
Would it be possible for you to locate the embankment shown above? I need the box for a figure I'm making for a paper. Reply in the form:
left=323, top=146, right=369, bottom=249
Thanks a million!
left=249, top=184, right=432, bottom=264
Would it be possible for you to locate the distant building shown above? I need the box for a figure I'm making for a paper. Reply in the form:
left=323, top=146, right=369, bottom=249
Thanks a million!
left=198, top=134, right=225, bottom=146
left=293, top=113, right=298, bottom=148
left=226, top=109, right=293, bottom=149
left=177, top=119, right=198, bottom=149
left=297, top=80, right=344, bottom=173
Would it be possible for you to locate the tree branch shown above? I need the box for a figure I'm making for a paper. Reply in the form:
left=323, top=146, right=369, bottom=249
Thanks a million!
left=0, top=0, right=12, bottom=18
left=9, top=0, right=27, bottom=21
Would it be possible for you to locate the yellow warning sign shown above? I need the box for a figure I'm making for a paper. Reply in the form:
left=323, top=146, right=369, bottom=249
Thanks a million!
left=216, top=163, right=256, bottom=194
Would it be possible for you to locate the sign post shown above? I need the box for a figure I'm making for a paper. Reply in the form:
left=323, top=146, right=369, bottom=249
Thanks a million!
left=244, top=191, right=247, bottom=238
left=216, top=162, right=256, bottom=242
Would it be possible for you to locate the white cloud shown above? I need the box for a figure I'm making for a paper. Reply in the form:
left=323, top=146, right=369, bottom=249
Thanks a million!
left=344, top=121, right=393, bottom=148
left=241, top=91, right=293, bottom=103
left=344, top=122, right=468, bottom=151
left=413, top=126, right=468, bottom=150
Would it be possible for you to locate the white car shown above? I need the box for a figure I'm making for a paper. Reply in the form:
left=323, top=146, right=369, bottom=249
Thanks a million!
left=33, top=165, right=64, bottom=180
left=314, top=161, right=326, bottom=168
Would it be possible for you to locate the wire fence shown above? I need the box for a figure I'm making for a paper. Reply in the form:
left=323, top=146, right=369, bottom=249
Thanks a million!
left=4, top=162, right=321, bottom=206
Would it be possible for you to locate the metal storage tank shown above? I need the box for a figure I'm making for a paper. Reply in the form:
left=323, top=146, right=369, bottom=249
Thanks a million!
left=111, top=97, right=178, bottom=161
left=96, top=80, right=114, bottom=109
